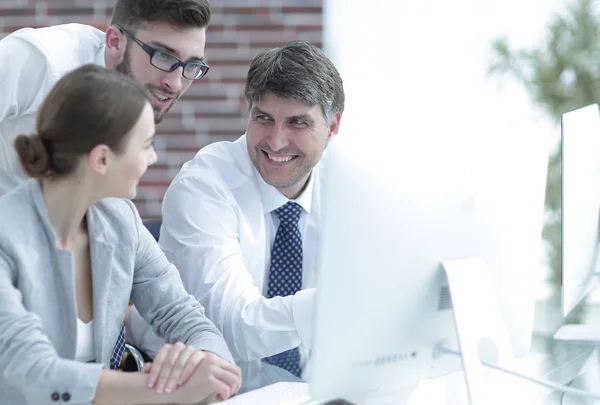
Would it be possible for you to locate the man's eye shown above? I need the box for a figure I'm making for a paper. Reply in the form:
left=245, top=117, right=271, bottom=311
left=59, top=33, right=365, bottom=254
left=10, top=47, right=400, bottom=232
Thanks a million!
left=256, top=115, right=271, bottom=122
left=290, top=119, right=307, bottom=127
left=156, top=51, right=173, bottom=60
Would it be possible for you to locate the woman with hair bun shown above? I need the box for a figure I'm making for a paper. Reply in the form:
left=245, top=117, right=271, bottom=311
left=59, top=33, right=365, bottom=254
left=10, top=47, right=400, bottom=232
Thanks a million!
left=0, top=64, right=240, bottom=405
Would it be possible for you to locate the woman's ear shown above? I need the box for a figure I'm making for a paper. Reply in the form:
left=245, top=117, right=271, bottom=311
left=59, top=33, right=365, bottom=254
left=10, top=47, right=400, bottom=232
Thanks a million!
left=88, top=144, right=111, bottom=175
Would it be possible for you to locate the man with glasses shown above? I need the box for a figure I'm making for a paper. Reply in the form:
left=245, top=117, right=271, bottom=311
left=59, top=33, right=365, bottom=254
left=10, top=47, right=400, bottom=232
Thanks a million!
left=0, top=0, right=210, bottom=195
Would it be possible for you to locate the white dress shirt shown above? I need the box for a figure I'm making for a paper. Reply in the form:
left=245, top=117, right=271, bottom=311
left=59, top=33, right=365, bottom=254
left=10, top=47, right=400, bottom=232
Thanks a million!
left=0, top=23, right=105, bottom=195
left=128, top=135, right=326, bottom=363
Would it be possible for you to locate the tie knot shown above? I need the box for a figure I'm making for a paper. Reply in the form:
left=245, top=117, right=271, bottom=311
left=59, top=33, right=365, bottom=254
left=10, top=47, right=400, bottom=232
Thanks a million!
left=274, top=202, right=303, bottom=225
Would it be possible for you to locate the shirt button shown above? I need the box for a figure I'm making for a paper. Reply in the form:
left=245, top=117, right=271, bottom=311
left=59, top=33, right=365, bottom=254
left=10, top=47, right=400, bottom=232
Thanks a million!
left=51, top=392, right=60, bottom=401
left=62, top=392, right=71, bottom=402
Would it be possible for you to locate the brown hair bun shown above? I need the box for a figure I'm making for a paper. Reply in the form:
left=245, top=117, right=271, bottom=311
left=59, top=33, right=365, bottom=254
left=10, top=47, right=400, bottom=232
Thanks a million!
left=14, top=134, right=50, bottom=178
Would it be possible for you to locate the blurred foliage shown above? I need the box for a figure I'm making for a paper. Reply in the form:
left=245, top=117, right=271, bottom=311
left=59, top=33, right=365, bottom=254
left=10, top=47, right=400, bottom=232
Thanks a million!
left=487, top=0, right=600, bottom=289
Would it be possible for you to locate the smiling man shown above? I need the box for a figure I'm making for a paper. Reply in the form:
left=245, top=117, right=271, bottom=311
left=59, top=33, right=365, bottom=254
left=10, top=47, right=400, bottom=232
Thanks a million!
left=0, top=0, right=210, bottom=195
left=127, top=40, right=345, bottom=378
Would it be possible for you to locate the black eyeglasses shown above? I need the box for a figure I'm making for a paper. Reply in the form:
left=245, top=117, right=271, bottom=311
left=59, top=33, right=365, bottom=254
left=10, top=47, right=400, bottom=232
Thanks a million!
left=113, top=24, right=209, bottom=80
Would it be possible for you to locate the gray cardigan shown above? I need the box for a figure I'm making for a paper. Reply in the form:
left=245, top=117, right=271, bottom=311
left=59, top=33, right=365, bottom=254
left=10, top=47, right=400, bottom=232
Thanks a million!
left=0, top=180, right=233, bottom=405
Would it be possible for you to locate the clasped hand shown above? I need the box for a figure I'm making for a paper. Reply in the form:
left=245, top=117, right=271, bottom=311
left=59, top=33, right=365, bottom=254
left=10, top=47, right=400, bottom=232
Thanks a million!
left=145, top=342, right=242, bottom=403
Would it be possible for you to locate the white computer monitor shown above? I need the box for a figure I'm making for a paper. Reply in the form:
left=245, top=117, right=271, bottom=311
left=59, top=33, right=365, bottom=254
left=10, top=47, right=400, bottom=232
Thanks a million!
left=560, top=104, right=600, bottom=318
left=306, top=128, right=548, bottom=404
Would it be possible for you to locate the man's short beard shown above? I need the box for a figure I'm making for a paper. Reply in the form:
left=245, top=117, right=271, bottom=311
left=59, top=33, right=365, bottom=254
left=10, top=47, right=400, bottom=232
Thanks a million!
left=114, top=46, right=173, bottom=124
left=115, top=45, right=133, bottom=77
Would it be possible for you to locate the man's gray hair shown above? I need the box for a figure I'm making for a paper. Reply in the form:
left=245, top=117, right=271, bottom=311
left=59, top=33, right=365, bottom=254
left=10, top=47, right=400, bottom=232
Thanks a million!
left=244, top=40, right=345, bottom=123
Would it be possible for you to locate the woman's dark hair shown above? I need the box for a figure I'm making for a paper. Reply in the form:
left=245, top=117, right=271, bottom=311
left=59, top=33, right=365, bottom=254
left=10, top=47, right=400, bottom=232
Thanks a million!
left=15, top=64, right=150, bottom=179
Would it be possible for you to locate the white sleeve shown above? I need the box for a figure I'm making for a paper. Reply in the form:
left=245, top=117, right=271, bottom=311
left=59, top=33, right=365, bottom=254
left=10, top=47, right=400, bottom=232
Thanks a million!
left=159, top=175, right=316, bottom=362
left=0, top=36, right=52, bottom=123
left=0, top=36, right=53, bottom=192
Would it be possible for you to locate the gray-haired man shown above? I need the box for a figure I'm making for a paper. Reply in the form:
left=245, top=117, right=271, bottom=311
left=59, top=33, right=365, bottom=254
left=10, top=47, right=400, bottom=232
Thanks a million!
left=128, top=40, right=345, bottom=378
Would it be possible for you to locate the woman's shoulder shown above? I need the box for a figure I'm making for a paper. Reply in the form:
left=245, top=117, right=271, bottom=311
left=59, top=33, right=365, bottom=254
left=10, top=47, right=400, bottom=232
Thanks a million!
left=90, top=198, right=141, bottom=242
left=0, top=182, right=39, bottom=235
left=93, top=197, right=137, bottom=220
left=0, top=183, right=46, bottom=267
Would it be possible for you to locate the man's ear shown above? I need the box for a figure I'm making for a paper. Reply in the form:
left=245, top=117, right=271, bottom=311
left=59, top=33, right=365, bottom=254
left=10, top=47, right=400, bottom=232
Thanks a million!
left=327, top=111, right=342, bottom=138
left=105, top=26, right=127, bottom=66
left=88, top=144, right=111, bottom=175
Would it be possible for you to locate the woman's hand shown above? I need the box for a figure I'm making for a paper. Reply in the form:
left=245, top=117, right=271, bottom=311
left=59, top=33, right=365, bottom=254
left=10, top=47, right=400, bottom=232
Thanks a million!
left=146, top=342, right=207, bottom=394
left=145, top=342, right=241, bottom=401
left=167, top=352, right=242, bottom=404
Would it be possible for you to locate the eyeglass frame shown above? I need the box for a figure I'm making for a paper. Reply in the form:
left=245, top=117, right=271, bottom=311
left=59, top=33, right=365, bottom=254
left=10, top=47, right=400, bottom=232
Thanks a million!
left=112, top=24, right=209, bottom=80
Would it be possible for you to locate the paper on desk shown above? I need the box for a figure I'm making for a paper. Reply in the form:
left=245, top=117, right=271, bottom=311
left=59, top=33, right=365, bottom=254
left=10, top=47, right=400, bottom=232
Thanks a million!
left=220, top=382, right=311, bottom=405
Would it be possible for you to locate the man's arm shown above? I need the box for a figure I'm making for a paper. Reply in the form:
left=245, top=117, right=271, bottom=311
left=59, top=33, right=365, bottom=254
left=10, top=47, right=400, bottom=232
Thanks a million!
left=0, top=36, right=50, bottom=121
left=125, top=199, right=234, bottom=364
left=0, top=35, right=53, bottom=190
left=158, top=175, right=316, bottom=362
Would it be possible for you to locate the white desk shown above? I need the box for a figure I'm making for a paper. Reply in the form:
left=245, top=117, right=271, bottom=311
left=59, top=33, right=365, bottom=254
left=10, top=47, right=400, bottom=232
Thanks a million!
left=234, top=296, right=600, bottom=405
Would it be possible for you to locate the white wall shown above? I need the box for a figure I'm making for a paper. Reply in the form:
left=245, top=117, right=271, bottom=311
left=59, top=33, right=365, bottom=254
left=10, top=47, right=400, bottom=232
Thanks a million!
left=324, top=0, right=562, bottom=143
left=324, top=0, right=564, bottom=295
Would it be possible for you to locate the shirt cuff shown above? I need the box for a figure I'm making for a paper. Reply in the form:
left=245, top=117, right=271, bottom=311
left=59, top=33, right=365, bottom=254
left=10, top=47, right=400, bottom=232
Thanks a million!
left=292, top=288, right=316, bottom=348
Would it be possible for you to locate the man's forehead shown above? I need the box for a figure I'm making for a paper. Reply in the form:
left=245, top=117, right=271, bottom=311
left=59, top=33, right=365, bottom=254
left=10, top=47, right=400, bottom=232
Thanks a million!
left=253, top=97, right=320, bottom=117
left=137, top=22, right=206, bottom=60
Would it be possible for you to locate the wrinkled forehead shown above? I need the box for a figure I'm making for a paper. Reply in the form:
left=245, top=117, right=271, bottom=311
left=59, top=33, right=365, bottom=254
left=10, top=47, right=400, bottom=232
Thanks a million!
left=252, top=94, right=324, bottom=119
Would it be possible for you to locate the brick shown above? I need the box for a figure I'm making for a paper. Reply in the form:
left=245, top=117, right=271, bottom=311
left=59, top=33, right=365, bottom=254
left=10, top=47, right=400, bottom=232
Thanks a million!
left=205, top=41, right=238, bottom=49
left=213, top=65, right=252, bottom=80
left=296, top=25, right=323, bottom=31
left=47, top=7, right=94, bottom=16
left=153, top=134, right=205, bottom=150
left=235, top=24, right=287, bottom=32
left=170, top=100, right=240, bottom=115
left=281, top=7, right=323, bottom=13
left=214, top=0, right=286, bottom=6
left=2, top=24, right=46, bottom=32
left=0, top=1, right=31, bottom=7
left=220, top=14, right=282, bottom=26
left=243, top=30, right=322, bottom=44
left=281, top=14, right=322, bottom=26
left=0, top=8, right=34, bottom=16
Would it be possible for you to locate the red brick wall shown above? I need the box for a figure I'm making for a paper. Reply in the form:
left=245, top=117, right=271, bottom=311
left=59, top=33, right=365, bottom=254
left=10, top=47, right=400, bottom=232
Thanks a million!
left=0, top=0, right=323, bottom=219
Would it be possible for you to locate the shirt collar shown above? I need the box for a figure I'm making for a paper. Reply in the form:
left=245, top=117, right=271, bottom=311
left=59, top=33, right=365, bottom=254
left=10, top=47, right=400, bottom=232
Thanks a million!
left=256, top=166, right=316, bottom=216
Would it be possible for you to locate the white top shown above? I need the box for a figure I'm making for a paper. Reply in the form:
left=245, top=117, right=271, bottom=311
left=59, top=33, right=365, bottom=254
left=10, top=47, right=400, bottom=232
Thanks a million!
left=0, top=23, right=106, bottom=195
left=127, top=135, right=326, bottom=363
left=75, top=318, right=95, bottom=363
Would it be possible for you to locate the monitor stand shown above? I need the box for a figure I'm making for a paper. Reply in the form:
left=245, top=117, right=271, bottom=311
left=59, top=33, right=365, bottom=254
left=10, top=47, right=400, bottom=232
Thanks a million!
left=554, top=319, right=600, bottom=344
left=555, top=252, right=600, bottom=344
left=440, top=257, right=515, bottom=405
